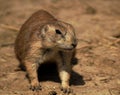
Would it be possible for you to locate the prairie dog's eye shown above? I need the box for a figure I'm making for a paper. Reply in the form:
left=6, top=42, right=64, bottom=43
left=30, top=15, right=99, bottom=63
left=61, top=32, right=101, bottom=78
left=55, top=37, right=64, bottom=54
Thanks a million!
left=55, top=29, right=62, bottom=34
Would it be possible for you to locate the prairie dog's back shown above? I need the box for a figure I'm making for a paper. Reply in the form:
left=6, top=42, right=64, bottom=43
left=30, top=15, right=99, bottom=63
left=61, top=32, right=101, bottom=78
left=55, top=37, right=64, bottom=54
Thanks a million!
left=21, top=10, right=57, bottom=31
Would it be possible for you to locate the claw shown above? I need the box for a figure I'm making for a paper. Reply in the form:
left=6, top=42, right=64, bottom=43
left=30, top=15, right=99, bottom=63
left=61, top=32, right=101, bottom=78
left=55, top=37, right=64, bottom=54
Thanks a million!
left=29, top=83, right=42, bottom=91
left=60, top=86, right=73, bottom=94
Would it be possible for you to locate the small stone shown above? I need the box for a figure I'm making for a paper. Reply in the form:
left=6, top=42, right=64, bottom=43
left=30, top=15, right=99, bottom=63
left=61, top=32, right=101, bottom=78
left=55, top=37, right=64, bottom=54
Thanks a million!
left=117, top=79, right=120, bottom=84
left=84, top=76, right=92, bottom=81
left=0, top=58, right=7, bottom=62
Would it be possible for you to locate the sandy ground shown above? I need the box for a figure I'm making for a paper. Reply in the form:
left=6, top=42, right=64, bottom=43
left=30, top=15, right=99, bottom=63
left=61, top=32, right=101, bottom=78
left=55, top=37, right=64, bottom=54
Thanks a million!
left=0, top=0, right=120, bottom=95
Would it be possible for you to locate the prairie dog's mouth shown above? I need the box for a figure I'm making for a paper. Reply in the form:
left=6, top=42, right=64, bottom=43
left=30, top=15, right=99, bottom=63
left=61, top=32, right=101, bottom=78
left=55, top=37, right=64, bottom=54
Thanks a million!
left=56, top=44, right=76, bottom=51
left=59, top=46, right=75, bottom=51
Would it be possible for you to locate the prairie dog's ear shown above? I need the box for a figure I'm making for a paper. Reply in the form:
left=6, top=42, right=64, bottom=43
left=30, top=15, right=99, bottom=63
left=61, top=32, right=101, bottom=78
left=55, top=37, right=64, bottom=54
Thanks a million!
left=41, top=24, right=55, bottom=38
left=43, top=24, right=49, bottom=32
left=42, top=24, right=55, bottom=32
left=41, top=24, right=49, bottom=38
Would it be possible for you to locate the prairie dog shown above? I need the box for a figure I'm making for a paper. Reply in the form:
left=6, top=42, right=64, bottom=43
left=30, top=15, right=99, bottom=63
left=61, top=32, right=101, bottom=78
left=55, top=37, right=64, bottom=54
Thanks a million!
left=15, top=10, right=77, bottom=94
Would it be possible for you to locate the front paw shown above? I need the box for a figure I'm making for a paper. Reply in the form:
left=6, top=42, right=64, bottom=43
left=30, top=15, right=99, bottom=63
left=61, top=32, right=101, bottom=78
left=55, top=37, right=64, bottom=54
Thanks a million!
left=29, top=81, right=41, bottom=91
left=60, top=86, right=74, bottom=94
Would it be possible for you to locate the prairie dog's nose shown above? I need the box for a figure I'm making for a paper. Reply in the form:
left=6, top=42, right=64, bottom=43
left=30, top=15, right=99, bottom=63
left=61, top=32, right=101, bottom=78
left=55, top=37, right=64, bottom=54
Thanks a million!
left=71, top=43, right=77, bottom=48
left=71, top=39, right=77, bottom=48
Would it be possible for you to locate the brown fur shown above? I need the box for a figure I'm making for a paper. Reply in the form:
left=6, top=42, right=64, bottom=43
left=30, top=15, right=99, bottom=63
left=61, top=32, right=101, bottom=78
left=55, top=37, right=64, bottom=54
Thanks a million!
left=15, top=10, right=77, bottom=94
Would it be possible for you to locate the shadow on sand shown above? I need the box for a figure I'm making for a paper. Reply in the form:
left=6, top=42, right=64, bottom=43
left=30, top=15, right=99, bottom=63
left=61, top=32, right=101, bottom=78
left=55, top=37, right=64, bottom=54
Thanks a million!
left=37, top=62, right=85, bottom=86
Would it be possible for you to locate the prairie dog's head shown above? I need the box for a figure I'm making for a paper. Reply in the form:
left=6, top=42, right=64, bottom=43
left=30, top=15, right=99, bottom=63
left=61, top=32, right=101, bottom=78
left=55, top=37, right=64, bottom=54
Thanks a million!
left=40, top=21, right=77, bottom=50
